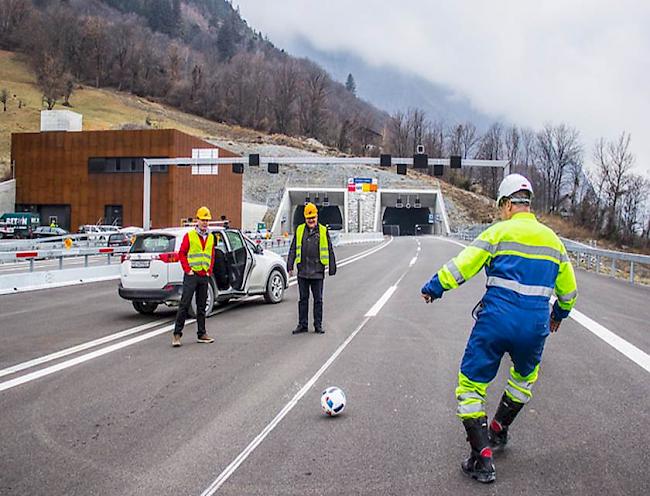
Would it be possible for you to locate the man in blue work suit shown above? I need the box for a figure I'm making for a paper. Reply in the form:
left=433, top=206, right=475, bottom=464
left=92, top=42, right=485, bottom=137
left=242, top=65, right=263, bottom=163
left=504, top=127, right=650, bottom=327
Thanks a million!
left=421, top=174, right=578, bottom=483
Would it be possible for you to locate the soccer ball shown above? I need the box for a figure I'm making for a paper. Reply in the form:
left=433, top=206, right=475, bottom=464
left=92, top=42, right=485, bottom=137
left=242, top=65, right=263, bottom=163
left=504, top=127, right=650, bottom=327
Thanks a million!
left=321, top=386, right=346, bottom=416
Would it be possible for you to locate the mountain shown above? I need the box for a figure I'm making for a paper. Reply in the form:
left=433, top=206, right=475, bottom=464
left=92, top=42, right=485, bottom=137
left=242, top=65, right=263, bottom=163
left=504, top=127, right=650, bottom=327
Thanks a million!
left=285, top=36, right=491, bottom=127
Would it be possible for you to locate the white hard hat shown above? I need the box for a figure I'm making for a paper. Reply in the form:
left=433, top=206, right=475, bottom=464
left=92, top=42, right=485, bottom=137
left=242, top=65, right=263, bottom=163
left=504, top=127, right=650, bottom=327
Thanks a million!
left=497, top=174, right=534, bottom=205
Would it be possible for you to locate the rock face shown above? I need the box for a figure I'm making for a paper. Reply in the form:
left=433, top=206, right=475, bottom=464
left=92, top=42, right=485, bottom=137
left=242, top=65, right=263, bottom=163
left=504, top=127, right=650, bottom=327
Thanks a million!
left=208, top=139, right=494, bottom=231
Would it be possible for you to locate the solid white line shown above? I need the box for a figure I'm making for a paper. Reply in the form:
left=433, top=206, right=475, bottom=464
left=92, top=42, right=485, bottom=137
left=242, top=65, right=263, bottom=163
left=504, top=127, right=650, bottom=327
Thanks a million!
left=433, top=236, right=650, bottom=373
left=570, top=309, right=650, bottom=373
left=365, top=286, right=397, bottom=317
left=0, top=318, right=171, bottom=379
left=199, top=315, right=372, bottom=496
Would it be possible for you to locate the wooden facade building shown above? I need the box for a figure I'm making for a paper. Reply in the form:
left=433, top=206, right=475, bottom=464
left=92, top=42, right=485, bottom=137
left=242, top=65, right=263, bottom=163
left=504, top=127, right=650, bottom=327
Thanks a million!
left=11, top=129, right=242, bottom=231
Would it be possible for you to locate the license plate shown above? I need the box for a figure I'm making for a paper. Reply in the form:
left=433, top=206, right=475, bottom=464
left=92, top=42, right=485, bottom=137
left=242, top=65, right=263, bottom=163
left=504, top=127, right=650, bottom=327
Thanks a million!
left=131, top=260, right=150, bottom=269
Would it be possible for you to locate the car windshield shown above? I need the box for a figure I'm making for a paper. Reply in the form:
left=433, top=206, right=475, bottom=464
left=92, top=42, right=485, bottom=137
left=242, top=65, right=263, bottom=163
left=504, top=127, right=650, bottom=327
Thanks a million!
left=130, top=234, right=175, bottom=253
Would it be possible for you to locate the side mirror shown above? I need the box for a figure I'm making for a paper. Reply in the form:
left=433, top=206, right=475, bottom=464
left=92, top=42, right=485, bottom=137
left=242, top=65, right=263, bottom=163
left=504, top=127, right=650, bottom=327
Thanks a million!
left=255, top=244, right=263, bottom=254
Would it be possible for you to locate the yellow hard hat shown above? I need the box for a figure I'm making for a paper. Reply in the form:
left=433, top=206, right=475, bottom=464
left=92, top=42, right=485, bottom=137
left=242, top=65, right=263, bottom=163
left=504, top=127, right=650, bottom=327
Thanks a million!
left=304, top=202, right=318, bottom=219
left=196, top=206, right=212, bottom=220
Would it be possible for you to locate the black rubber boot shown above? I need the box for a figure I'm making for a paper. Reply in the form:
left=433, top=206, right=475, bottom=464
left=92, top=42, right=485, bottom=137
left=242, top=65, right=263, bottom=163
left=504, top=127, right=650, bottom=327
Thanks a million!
left=488, top=393, right=525, bottom=452
left=461, top=417, right=496, bottom=483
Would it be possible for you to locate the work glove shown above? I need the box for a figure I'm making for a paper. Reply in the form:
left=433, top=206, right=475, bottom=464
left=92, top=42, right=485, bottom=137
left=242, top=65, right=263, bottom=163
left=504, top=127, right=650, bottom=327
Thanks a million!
left=550, top=315, right=562, bottom=333
left=421, top=292, right=437, bottom=304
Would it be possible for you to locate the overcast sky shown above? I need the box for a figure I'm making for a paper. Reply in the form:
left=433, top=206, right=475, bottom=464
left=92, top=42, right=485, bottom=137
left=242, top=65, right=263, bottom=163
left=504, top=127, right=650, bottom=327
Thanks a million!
left=237, top=0, right=649, bottom=176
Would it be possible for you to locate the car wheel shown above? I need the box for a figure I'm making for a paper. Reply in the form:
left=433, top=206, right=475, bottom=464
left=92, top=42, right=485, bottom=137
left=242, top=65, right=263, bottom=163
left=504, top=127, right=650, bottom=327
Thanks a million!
left=264, top=269, right=285, bottom=304
left=189, top=281, right=215, bottom=318
left=132, top=301, right=158, bottom=315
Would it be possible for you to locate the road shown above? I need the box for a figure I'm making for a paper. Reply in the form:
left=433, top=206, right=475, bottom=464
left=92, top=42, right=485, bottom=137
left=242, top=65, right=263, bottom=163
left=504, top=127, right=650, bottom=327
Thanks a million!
left=0, top=237, right=648, bottom=495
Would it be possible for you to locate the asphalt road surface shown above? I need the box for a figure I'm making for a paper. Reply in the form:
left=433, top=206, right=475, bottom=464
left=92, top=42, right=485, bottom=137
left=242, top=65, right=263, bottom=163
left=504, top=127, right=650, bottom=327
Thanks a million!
left=0, top=237, right=648, bottom=495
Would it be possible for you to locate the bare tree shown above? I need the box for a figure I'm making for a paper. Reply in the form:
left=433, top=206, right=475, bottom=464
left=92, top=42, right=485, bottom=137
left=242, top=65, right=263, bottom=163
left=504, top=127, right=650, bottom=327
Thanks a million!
left=535, top=123, right=582, bottom=213
left=477, top=122, right=505, bottom=198
left=387, top=111, right=412, bottom=157
left=593, top=131, right=635, bottom=239
left=271, top=60, right=298, bottom=134
left=0, top=88, right=8, bottom=111
left=619, top=175, right=649, bottom=243
left=408, top=108, right=426, bottom=153
left=298, top=67, right=329, bottom=138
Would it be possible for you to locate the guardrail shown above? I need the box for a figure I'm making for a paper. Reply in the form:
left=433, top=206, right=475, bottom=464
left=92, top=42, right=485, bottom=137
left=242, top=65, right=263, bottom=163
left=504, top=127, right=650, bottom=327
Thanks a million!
left=0, top=246, right=130, bottom=271
left=449, top=232, right=650, bottom=285
left=563, top=242, right=650, bottom=285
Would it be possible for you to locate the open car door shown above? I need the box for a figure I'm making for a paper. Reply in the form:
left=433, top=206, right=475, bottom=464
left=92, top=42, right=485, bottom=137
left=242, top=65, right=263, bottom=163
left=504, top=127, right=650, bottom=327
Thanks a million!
left=224, top=230, right=255, bottom=291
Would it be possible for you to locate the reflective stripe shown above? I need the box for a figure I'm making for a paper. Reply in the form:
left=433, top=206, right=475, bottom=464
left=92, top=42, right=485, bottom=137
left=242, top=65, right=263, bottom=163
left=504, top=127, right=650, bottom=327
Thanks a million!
left=457, top=392, right=484, bottom=402
left=560, top=252, right=570, bottom=263
left=445, top=260, right=465, bottom=285
left=557, top=290, right=577, bottom=302
left=457, top=402, right=485, bottom=415
left=505, top=383, right=531, bottom=404
left=472, top=239, right=564, bottom=262
left=486, top=276, right=554, bottom=297
left=471, top=239, right=494, bottom=253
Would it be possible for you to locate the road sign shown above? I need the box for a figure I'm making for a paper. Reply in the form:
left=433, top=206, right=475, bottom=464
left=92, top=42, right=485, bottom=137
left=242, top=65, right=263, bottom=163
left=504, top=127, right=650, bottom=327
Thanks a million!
left=428, top=213, right=434, bottom=224
left=347, top=178, right=378, bottom=192
left=191, top=148, right=219, bottom=175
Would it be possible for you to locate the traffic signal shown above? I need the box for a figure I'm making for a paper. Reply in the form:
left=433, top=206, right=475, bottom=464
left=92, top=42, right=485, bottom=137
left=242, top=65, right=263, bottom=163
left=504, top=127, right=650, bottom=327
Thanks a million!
left=249, top=154, right=260, bottom=166
left=450, top=155, right=461, bottom=169
left=413, top=153, right=428, bottom=169
left=232, top=163, right=244, bottom=174
left=268, top=162, right=279, bottom=174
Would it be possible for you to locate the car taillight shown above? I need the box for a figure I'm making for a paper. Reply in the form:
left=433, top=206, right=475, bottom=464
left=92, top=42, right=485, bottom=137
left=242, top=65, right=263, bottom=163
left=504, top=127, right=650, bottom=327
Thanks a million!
left=157, top=252, right=180, bottom=263
left=121, top=254, right=131, bottom=263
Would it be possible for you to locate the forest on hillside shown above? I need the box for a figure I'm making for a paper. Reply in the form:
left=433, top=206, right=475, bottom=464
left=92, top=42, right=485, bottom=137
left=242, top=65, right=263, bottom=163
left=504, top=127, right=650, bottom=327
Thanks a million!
left=0, top=0, right=648, bottom=247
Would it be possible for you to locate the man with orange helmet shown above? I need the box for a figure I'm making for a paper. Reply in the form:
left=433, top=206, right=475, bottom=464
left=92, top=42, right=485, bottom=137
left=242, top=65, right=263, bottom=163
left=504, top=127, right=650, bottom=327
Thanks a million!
left=287, top=202, right=337, bottom=334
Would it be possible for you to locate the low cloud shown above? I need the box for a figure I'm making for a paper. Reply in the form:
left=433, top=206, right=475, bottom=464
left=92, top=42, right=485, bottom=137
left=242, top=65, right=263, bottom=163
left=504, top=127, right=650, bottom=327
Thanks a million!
left=237, top=0, right=650, bottom=175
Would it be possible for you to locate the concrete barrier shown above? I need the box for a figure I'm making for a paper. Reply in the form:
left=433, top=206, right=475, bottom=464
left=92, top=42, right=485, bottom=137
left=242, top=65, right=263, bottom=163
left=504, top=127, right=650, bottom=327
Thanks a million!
left=0, top=264, right=120, bottom=295
left=336, top=232, right=385, bottom=245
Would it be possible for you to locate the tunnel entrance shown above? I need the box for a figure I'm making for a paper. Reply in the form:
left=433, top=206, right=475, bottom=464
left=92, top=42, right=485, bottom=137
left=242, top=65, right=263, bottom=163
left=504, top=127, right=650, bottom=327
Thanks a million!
left=382, top=207, right=431, bottom=236
left=292, top=205, right=343, bottom=230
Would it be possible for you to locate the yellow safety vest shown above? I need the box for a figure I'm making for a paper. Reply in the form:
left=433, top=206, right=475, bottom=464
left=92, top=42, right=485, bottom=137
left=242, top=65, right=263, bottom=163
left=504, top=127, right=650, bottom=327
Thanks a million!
left=295, top=223, right=329, bottom=266
left=187, top=230, right=214, bottom=272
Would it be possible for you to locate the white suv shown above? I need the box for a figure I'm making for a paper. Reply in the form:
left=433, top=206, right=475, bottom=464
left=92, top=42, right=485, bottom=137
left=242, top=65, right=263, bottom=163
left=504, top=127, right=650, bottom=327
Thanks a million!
left=118, top=227, right=288, bottom=315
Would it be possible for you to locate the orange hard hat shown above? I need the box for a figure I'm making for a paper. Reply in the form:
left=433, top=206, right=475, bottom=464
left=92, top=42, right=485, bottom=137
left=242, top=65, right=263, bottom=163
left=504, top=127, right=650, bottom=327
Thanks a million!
left=304, top=202, right=318, bottom=219
left=196, top=206, right=212, bottom=220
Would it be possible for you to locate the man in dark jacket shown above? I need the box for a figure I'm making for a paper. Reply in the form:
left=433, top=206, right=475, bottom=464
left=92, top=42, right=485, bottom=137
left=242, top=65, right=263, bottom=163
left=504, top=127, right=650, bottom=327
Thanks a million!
left=286, top=203, right=337, bottom=334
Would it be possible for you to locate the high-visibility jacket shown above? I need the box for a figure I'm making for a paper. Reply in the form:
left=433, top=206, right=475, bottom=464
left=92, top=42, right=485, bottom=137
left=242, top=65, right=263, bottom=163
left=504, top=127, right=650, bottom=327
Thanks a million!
left=422, top=212, right=577, bottom=319
left=186, top=229, right=214, bottom=273
left=295, top=223, right=329, bottom=266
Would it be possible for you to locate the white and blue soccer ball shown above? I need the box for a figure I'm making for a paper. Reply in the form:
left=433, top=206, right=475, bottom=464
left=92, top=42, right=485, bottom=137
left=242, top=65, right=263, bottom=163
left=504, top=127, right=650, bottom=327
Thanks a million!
left=321, top=386, right=346, bottom=416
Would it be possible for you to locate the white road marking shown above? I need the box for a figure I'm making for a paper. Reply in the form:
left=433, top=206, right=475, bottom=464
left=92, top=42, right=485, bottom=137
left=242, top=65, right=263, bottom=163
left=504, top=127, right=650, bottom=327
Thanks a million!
left=433, top=235, right=650, bottom=373
left=0, top=322, right=184, bottom=392
left=0, top=239, right=395, bottom=390
left=0, top=318, right=171, bottom=379
left=201, top=258, right=410, bottom=496
left=365, top=286, right=398, bottom=317
left=409, top=256, right=417, bottom=267
left=570, top=309, right=650, bottom=373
